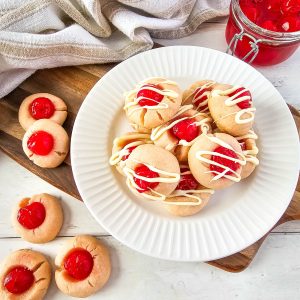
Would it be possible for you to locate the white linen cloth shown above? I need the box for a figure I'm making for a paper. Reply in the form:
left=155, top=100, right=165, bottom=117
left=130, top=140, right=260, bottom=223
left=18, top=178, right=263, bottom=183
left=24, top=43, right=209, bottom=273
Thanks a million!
left=0, top=0, right=229, bottom=98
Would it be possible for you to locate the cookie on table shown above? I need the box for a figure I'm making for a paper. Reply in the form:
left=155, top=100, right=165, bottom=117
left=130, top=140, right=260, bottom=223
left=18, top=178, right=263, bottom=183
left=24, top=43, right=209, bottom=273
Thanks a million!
left=124, top=77, right=182, bottom=131
left=19, top=93, right=67, bottom=130
left=164, top=165, right=214, bottom=217
left=236, top=130, right=259, bottom=179
left=182, top=79, right=217, bottom=113
left=124, top=144, right=180, bottom=201
left=188, top=133, right=246, bottom=189
left=0, top=249, right=51, bottom=299
left=22, top=119, right=69, bottom=168
left=55, top=235, right=111, bottom=298
left=151, top=105, right=212, bottom=162
left=109, top=132, right=153, bottom=175
left=208, top=83, right=256, bottom=136
left=12, top=193, right=63, bottom=244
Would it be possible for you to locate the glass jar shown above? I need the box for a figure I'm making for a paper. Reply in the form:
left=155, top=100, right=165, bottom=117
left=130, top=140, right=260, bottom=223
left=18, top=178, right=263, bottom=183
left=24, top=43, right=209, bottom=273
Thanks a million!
left=225, top=0, right=300, bottom=65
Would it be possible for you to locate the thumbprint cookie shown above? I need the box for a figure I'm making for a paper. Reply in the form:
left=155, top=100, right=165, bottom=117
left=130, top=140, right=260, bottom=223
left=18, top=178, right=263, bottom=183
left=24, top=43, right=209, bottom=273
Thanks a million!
left=12, top=193, right=63, bottom=244
left=109, top=132, right=153, bottom=175
left=188, top=133, right=246, bottom=189
left=0, top=249, right=51, bottom=300
left=124, top=144, right=180, bottom=201
left=164, top=165, right=214, bottom=217
left=124, top=77, right=182, bottom=131
left=55, top=235, right=111, bottom=298
left=151, top=105, right=212, bottom=162
left=208, top=84, right=256, bottom=136
left=19, top=93, right=67, bottom=130
left=22, top=119, right=69, bottom=168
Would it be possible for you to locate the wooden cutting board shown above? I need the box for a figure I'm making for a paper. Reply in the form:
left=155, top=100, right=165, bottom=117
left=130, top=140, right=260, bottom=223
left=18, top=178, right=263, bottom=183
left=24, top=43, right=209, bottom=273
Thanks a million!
left=0, top=59, right=299, bottom=273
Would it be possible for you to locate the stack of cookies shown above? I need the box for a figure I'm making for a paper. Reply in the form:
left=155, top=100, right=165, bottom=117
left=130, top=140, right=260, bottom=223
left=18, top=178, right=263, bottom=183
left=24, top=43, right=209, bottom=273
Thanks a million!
left=110, top=77, right=259, bottom=217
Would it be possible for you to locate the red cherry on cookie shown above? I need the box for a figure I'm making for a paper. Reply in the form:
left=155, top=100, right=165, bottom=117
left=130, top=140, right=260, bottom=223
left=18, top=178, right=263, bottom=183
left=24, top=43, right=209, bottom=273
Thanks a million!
left=228, top=87, right=252, bottom=109
left=64, top=248, right=94, bottom=280
left=27, top=130, right=54, bottom=156
left=134, top=165, right=159, bottom=193
left=122, top=146, right=137, bottom=161
left=210, top=146, right=240, bottom=176
left=4, top=266, right=34, bottom=294
left=239, top=140, right=247, bottom=151
left=17, top=202, right=46, bottom=230
left=194, top=87, right=210, bottom=109
left=172, top=118, right=199, bottom=142
left=176, top=172, right=198, bottom=190
left=29, top=97, right=55, bottom=120
left=137, top=84, right=164, bottom=107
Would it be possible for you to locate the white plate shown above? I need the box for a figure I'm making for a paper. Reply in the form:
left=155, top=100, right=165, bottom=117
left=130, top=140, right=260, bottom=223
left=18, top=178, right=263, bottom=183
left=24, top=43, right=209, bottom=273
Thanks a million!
left=71, top=46, right=300, bottom=262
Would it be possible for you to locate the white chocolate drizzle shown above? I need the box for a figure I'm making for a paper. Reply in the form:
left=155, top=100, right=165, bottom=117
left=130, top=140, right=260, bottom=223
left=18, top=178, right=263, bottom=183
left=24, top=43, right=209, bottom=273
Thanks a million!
left=212, top=86, right=256, bottom=124
left=192, top=81, right=215, bottom=112
left=123, top=78, right=179, bottom=116
left=236, top=130, right=259, bottom=166
left=150, top=105, right=211, bottom=147
left=195, top=135, right=246, bottom=182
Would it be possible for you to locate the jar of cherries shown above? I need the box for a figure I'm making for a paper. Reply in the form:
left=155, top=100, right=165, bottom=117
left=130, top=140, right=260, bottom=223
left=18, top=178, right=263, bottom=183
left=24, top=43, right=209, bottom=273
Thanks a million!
left=225, top=0, right=300, bottom=65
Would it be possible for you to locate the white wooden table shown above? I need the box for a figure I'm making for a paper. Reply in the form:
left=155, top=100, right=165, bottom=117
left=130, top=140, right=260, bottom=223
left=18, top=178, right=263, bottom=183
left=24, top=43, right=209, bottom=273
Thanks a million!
left=1, top=18, right=300, bottom=300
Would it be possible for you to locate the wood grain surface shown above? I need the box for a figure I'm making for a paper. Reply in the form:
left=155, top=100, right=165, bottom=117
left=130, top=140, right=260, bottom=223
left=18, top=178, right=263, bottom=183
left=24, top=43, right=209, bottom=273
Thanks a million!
left=0, top=60, right=299, bottom=273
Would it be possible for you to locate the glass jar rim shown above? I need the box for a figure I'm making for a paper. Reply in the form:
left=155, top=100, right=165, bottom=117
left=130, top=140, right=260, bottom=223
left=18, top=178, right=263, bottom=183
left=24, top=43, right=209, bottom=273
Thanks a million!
left=232, top=0, right=300, bottom=42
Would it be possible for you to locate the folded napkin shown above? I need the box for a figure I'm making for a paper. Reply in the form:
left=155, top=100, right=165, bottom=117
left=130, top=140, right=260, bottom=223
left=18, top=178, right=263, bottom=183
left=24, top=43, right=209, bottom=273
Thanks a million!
left=0, top=0, right=229, bottom=98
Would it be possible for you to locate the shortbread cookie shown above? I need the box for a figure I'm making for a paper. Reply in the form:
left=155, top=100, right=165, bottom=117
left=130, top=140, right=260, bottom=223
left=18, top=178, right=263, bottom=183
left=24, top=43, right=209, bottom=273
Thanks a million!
left=19, top=93, right=67, bottom=130
left=124, top=144, right=180, bottom=201
left=124, top=77, right=182, bottom=131
left=109, top=132, right=153, bottom=175
left=164, top=166, right=214, bottom=216
left=182, top=80, right=216, bottom=113
left=151, top=105, right=212, bottom=162
left=0, top=249, right=51, bottom=300
left=55, top=235, right=111, bottom=298
left=12, top=193, right=63, bottom=243
left=22, top=119, right=69, bottom=168
left=188, top=133, right=246, bottom=189
left=236, top=130, right=259, bottom=179
left=208, top=84, right=256, bottom=136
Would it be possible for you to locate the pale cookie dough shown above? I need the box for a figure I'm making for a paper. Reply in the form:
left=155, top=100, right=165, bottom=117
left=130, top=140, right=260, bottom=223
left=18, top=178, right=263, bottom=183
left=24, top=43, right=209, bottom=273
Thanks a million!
left=124, top=144, right=180, bottom=201
left=182, top=79, right=217, bottom=113
left=12, top=193, right=63, bottom=243
left=124, top=77, right=182, bottom=131
left=109, top=132, right=153, bottom=175
left=208, top=83, right=256, bottom=136
left=0, top=249, right=51, bottom=300
left=188, top=133, right=246, bottom=189
left=19, top=93, right=67, bottom=130
left=22, top=119, right=69, bottom=168
left=151, top=105, right=212, bottom=162
left=55, top=235, right=111, bottom=298
left=236, top=130, right=259, bottom=179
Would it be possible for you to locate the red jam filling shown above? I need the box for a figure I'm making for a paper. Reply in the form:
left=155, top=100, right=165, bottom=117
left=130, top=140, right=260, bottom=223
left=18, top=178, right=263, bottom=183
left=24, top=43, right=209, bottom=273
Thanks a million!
left=171, top=118, right=199, bottom=142
left=137, top=84, right=164, bottom=107
left=64, top=248, right=94, bottom=280
left=17, top=202, right=46, bottom=230
left=194, top=87, right=210, bottom=109
left=228, top=87, right=252, bottom=109
left=176, top=168, right=198, bottom=190
left=4, top=266, right=34, bottom=294
left=133, top=164, right=159, bottom=193
left=29, top=97, right=55, bottom=120
left=210, top=146, right=240, bottom=176
left=27, top=131, right=54, bottom=156
left=239, top=139, right=247, bottom=151
left=121, top=146, right=137, bottom=161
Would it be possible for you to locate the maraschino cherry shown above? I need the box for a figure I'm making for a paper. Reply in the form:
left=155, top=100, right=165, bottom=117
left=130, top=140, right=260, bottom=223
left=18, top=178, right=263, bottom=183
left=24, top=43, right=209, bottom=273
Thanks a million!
left=17, top=202, right=46, bottom=230
left=4, top=266, right=34, bottom=294
left=194, top=87, right=210, bottom=110
left=29, top=97, right=55, bottom=120
left=239, top=140, right=247, bottom=151
left=176, top=169, right=198, bottom=190
left=122, top=146, right=137, bottom=161
left=172, top=118, right=199, bottom=142
left=228, top=87, right=252, bottom=109
left=64, top=248, right=94, bottom=280
left=134, top=164, right=159, bottom=193
left=137, top=84, right=164, bottom=107
left=27, top=131, right=54, bottom=156
left=210, top=146, right=240, bottom=176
